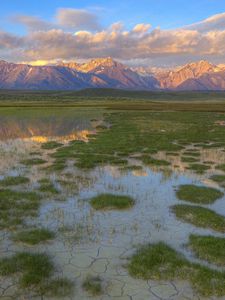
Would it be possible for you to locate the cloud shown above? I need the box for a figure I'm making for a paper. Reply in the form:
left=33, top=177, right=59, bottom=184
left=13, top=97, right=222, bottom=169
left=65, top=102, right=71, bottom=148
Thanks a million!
left=1, top=11, right=225, bottom=66
left=11, top=15, right=53, bottom=31
left=132, top=24, right=151, bottom=34
left=56, top=8, right=102, bottom=31
left=185, top=12, right=225, bottom=32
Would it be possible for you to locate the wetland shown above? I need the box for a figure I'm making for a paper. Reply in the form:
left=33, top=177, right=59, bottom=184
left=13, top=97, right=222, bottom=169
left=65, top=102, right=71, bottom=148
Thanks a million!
left=1, top=95, right=225, bottom=299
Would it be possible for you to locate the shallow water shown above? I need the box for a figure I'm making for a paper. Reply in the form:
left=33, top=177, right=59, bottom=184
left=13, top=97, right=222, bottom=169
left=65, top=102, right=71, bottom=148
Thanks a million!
left=0, top=108, right=225, bottom=299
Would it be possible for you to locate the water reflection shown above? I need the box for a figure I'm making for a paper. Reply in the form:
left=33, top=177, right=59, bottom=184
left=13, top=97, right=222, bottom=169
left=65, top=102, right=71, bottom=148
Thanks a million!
left=0, top=107, right=103, bottom=141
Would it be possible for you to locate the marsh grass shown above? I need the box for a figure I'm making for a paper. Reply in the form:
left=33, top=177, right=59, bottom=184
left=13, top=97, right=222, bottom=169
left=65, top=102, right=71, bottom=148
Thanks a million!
left=189, top=234, right=225, bottom=266
left=181, top=157, right=198, bottom=163
left=0, top=252, right=53, bottom=287
left=38, top=178, right=59, bottom=194
left=210, top=175, right=225, bottom=183
left=0, top=176, right=29, bottom=186
left=176, top=184, right=223, bottom=204
left=90, top=194, right=134, bottom=210
left=40, top=278, right=74, bottom=297
left=216, top=164, right=225, bottom=172
left=82, top=275, right=103, bottom=296
left=172, top=205, right=225, bottom=232
left=187, top=163, right=210, bottom=174
left=128, top=242, right=225, bottom=297
left=0, top=189, right=41, bottom=229
left=13, top=228, right=55, bottom=245
left=49, top=110, right=225, bottom=171
left=41, top=141, right=63, bottom=150
left=141, top=155, right=170, bottom=166
left=21, top=158, right=47, bottom=166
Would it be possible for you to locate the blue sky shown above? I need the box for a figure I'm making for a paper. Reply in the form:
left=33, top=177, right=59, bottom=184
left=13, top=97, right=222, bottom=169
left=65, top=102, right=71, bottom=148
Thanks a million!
left=0, top=0, right=224, bottom=66
left=1, top=0, right=224, bottom=33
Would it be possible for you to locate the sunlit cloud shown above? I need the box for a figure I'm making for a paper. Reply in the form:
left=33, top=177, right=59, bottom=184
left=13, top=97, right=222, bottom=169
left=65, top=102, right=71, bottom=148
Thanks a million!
left=1, top=10, right=225, bottom=66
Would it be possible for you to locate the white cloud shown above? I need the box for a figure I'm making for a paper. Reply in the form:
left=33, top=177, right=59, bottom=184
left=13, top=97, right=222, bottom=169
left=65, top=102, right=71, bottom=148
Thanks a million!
left=185, top=12, right=225, bottom=32
left=56, top=8, right=102, bottom=31
left=1, top=11, right=225, bottom=66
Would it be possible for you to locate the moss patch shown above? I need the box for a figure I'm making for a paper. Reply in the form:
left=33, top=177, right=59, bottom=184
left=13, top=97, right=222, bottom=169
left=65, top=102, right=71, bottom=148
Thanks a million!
left=172, top=204, right=225, bottom=232
left=189, top=234, right=225, bottom=267
left=176, top=184, right=223, bottom=204
left=90, top=194, right=134, bottom=210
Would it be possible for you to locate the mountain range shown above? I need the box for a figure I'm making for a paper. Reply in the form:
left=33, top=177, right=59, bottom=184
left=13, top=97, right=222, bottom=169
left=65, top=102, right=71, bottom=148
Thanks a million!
left=0, top=57, right=224, bottom=91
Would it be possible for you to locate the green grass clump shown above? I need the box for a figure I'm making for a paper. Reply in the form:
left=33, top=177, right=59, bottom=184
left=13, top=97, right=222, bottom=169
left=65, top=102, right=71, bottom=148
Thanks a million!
left=216, top=164, right=225, bottom=172
left=181, top=156, right=198, bottom=163
left=172, top=204, right=225, bottom=232
left=176, top=184, right=223, bottom=204
left=41, top=141, right=63, bottom=150
left=0, top=189, right=41, bottom=229
left=38, top=179, right=59, bottom=194
left=0, top=176, right=29, bottom=186
left=0, top=252, right=53, bottom=287
left=13, top=228, right=55, bottom=245
left=189, top=235, right=225, bottom=266
left=40, top=278, right=74, bottom=297
left=183, top=151, right=201, bottom=157
left=90, top=194, right=134, bottom=210
left=21, top=158, right=47, bottom=166
left=141, top=155, right=170, bottom=166
left=120, top=165, right=143, bottom=172
left=128, top=242, right=225, bottom=297
left=187, top=163, right=210, bottom=174
left=210, top=175, right=225, bottom=183
left=82, top=275, right=103, bottom=296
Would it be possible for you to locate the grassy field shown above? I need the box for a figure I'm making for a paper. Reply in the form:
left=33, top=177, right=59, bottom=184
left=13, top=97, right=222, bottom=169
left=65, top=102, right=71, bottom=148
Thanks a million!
left=0, top=89, right=225, bottom=111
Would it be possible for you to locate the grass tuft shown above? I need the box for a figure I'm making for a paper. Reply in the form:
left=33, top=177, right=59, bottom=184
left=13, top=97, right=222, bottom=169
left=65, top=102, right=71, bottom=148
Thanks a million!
left=90, top=194, right=134, bottom=210
left=176, top=184, right=223, bottom=204
left=82, top=275, right=103, bottom=296
left=0, top=176, right=29, bottom=186
left=172, top=204, right=225, bottom=232
left=128, top=242, right=225, bottom=297
left=189, top=234, right=225, bottom=267
left=13, top=228, right=55, bottom=245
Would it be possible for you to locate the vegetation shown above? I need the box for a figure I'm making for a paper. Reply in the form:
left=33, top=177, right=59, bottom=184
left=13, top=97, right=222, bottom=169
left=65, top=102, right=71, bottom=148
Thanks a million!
left=187, top=163, right=210, bottom=174
left=40, top=278, right=74, bottom=297
left=128, top=242, right=225, bottom=297
left=21, top=158, right=47, bottom=166
left=0, top=176, right=29, bottom=186
left=189, top=234, right=225, bottom=266
left=41, top=141, right=63, bottom=150
left=0, top=189, right=41, bottom=229
left=172, top=205, right=225, bottom=232
left=13, top=228, right=55, bottom=245
left=210, top=174, right=225, bottom=183
left=90, top=194, right=134, bottom=210
left=82, top=275, right=103, bottom=296
left=0, top=252, right=53, bottom=287
left=176, top=184, right=223, bottom=204
left=216, top=164, right=225, bottom=172
left=38, top=178, right=59, bottom=194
